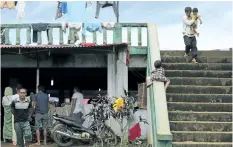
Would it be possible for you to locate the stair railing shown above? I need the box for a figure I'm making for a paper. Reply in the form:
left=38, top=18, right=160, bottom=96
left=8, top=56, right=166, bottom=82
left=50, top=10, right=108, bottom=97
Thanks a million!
left=147, top=23, right=173, bottom=147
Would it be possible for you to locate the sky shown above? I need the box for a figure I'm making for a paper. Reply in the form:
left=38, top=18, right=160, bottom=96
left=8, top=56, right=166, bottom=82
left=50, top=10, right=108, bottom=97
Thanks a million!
left=1, top=1, right=232, bottom=50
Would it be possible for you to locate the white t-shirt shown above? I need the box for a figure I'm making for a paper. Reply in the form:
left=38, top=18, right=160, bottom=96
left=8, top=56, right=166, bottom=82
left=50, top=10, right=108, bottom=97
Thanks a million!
left=72, top=92, right=84, bottom=114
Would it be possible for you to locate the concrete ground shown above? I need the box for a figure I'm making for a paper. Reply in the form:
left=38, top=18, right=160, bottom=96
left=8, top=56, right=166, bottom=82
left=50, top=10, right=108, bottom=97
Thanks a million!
left=1, top=142, right=90, bottom=147
left=1, top=142, right=148, bottom=147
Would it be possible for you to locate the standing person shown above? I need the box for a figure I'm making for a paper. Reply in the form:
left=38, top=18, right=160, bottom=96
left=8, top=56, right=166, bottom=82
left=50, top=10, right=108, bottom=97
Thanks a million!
left=11, top=84, right=23, bottom=146
left=2, top=87, right=13, bottom=143
left=33, top=85, right=49, bottom=146
left=11, top=88, right=33, bottom=147
left=70, top=87, right=85, bottom=123
left=183, top=7, right=199, bottom=64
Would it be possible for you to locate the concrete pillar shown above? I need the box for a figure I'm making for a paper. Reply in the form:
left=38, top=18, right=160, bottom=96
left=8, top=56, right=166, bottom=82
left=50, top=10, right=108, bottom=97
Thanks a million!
left=107, top=52, right=116, bottom=97
left=113, top=48, right=129, bottom=141
left=116, top=49, right=128, bottom=97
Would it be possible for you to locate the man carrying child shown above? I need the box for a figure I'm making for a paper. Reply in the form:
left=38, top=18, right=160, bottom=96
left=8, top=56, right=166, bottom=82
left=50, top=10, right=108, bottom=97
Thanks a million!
left=183, top=7, right=200, bottom=64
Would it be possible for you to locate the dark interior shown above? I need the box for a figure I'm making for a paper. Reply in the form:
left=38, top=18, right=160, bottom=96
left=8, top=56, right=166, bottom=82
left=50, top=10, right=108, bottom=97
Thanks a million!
left=1, top=67, right=146, bottom=139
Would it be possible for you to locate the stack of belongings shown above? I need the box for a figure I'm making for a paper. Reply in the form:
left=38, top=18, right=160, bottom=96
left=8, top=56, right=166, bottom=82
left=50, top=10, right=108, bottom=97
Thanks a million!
left=137, top=83, right=147, bottom=109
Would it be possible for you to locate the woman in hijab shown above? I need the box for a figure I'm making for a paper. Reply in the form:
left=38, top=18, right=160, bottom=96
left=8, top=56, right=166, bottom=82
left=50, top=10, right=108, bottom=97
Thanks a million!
left=2, top=87, right=13, bottom=143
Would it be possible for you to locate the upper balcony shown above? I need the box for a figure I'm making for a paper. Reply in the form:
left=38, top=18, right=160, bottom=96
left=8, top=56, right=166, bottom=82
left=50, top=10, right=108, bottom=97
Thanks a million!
left=0, top=23, right=148, bottom=55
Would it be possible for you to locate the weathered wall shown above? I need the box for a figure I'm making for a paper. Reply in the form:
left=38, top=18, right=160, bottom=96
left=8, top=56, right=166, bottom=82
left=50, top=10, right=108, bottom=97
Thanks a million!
left=1, top=54, right=146, bottom=68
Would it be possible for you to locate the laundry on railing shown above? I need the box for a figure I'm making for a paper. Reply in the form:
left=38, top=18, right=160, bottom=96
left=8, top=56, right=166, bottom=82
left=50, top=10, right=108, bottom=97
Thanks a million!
left=0, top=1, right=16, bottom=9
left=31, top=23, right=49, bottom=43
left=102, top=22, right=116, bottom=30
left=68, top=23, right=82, bottom=44
left=0, top=29, right=5, bottom=44
left=55, top=2, right=68, bottom=20
left=82, top=23, right=103, bottom=36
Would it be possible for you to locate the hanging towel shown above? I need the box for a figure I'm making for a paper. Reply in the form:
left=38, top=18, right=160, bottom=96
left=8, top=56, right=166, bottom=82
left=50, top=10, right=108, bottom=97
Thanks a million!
left=0, top=1, right=15, bottom=9
left=16, top=1, right=26, bottom=21
left=82, top=23, right=103, bottom=36
left=31, top=23, right=49, bottom=43
left=55, top=2, right=68, bottom=20
left=102, top=22, right=116, bottom=30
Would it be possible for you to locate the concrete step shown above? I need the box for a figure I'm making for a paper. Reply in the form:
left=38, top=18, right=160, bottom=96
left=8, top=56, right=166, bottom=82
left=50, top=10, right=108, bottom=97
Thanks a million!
left=166, top=70, right=232, bottom=78
left=167, top=102, right=232, bottom=112
left=172, top=142, right=232, bottom=147
left=163, top=63, right=232, bottom=70
left=161, top=56, right=232, bottom=63
left=172, top=131, right=232, bottom=142
left=168, top=77, right=232, bottom=86
left=169, top=111, right=232, bottom=122
left=166, top=94, right=232, bottom=103
left=167, top=85, right=232, bottom=94
left=161, top=50, right=232, bottom=57
left=170, top=121, right=232, bottom=131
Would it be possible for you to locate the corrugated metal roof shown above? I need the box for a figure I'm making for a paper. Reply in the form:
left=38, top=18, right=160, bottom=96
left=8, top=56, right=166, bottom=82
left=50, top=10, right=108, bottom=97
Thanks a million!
left=0, top=43, right=128, bottom=49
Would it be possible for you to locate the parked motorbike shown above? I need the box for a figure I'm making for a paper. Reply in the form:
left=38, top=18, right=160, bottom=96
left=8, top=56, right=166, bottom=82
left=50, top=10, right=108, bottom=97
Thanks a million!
left=51, top=95, right=118, bottom=147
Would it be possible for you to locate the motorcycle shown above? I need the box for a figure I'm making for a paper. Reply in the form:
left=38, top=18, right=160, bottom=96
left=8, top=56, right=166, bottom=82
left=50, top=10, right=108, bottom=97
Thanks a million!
left=51, top=95, right=118, bottom=147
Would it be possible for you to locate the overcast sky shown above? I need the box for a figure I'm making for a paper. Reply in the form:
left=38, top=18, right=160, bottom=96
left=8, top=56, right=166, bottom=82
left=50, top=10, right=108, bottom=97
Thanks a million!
left=1, top=1, right=232, bottom=50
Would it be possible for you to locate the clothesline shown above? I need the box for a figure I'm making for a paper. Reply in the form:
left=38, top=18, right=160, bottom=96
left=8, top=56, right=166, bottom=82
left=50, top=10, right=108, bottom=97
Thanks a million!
left=1, top=1, right=119, bottom=22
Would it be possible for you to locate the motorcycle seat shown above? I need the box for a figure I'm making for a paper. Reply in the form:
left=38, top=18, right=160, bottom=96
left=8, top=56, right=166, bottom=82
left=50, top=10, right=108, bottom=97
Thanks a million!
left=61, top=116, right=77, bottom=122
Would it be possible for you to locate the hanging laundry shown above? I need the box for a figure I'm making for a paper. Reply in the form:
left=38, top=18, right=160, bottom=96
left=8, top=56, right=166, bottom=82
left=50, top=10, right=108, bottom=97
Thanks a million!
left=85, top=1, right=92, bottom=8
left=82, top=23, right=103, bottom=36
left=102, top=22, right=116, bottom=30
left=95, top=1, right=118, bottom=19
left=55, top=1, right=68, bottom=20
left=102, top=1, right=113, bottom=8
left=0, top=29, right=5, bottom=44
left=68, top=23, right=82, bottom=44
left=0, top=1, right=16, bottom=9
left=61, top=22, right=68, bottom=33
left=16, top=1, right=26, bottom=21
left=31, top=23, right=49, bottom=43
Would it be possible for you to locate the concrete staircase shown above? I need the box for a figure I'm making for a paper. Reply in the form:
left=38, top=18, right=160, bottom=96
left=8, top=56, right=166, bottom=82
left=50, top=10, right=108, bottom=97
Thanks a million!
left=161, top=50, right=232, bottom=147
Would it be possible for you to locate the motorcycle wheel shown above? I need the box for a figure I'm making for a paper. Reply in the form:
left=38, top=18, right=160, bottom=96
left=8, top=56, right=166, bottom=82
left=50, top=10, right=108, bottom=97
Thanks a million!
left=52, top=123, right=74, bottom=147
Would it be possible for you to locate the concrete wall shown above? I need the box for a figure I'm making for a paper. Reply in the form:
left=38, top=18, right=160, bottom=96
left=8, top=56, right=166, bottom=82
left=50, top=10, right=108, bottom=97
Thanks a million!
left=1, top=54, right=146, bottom=68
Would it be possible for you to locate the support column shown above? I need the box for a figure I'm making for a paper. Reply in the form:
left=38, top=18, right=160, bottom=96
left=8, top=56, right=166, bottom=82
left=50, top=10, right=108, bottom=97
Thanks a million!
left=115, top=48, right=129, bottom=144
left=36, top=52, right=40, bottom=93
left=107, top=51, right=116, bottom=97
left=116, top=48, right=128, bottom=97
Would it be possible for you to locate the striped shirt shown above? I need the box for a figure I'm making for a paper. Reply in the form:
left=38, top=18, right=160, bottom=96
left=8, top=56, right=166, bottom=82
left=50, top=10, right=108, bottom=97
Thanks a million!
left=11, top=97, right=32, bottom=122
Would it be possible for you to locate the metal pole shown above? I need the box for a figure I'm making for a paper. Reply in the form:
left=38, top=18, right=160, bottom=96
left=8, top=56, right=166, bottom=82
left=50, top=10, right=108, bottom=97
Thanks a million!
left=36, top=52, right=39, bottom=93
left=117, top=1, right=119, bottom=22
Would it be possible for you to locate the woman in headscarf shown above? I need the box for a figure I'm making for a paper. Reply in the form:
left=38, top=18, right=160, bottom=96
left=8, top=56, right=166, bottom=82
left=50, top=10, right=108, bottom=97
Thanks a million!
left=2, top=87, right=13, bottom=143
